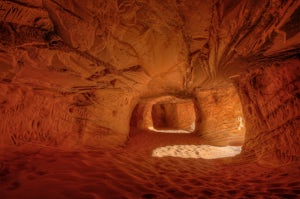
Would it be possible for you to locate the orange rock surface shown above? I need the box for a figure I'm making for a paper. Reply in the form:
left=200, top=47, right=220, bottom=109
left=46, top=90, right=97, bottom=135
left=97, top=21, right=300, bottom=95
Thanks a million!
left=0, top=0, right=299, bottom=198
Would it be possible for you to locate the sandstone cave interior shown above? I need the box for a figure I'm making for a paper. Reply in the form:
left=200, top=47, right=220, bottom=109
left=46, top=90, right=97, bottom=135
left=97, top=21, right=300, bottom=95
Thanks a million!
left=0, top=0, right=299, bottom=198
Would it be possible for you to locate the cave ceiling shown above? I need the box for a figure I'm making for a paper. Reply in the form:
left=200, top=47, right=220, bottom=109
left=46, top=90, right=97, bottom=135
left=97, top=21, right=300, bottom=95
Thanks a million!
left=0, top=0, right=299, bottom=95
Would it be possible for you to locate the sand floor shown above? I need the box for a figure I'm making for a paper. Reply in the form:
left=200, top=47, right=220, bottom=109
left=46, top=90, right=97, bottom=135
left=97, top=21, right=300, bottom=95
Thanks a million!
left=0, top=131, right=300, bottom=199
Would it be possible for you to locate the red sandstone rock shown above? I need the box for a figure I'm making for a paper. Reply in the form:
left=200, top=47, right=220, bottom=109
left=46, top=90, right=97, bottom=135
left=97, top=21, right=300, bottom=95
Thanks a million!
left=0, top=0, right=299, bottom=198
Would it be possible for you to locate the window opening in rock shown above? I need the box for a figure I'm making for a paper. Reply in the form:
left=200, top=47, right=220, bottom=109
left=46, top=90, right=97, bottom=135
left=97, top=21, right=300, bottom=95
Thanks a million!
left=148, top=101, right=196, bottom=133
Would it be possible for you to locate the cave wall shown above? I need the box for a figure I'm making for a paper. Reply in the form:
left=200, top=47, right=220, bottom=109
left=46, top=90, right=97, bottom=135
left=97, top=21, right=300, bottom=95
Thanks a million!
left=0, top=0, right=299, bottom=154
left=172, top=101, right=196, bottom=131
left=0, top=0, right=188, bottom=148
left=80, top=90, right=138, bottom=148
left=0, top=84, right=76, bottom=147
left=0, top=15, right=142, bottom=148
left=234, top=58, right=300, bottom=165
left=0, top=83, right=138, bottom=148
left=185, top=0, right=300, bottom=89
left=194, top=85, right=245, bottom=146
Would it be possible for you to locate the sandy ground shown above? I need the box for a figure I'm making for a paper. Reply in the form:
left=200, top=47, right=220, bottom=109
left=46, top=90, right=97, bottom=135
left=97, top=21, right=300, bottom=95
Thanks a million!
left=0, top=131, right=300, bottom=199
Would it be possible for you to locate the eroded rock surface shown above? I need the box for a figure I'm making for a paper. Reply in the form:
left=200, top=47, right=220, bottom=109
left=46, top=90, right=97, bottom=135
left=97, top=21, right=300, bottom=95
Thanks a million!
left=0, top=0, right=299, bottom=165
left=195, top=85, right=245, bottom=146
left=234, top=59, right=300, bottom=165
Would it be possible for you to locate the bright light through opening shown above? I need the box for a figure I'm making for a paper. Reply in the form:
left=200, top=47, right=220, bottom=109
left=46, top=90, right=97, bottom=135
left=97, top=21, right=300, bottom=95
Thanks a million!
left=237, top=116, right=244, bottom=130
left=148, top=122, right=195, bottom=133
left=148, top=127, right=190, bottom=133
left=152, top=145, right=242, bottom=159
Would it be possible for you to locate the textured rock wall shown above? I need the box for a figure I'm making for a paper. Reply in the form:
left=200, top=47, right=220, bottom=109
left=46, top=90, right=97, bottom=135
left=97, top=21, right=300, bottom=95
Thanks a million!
left=195, top=85, right=245, bottom=146
left=0, top=83, right=137, bottom=148
left=183, top=0, right=300, bottom=89
left=42, top=0, right=188, bottom=94
left=172, top=101, right=196, bottom=131
left=0, top=0, right=299, bottom=152
left=234, top=58, right=300, bottom=165
left=0, top=0, right=189, bottom=148
left=80, top=90, right=138, bottom=148
left=0, top=83, right=76, bottom=147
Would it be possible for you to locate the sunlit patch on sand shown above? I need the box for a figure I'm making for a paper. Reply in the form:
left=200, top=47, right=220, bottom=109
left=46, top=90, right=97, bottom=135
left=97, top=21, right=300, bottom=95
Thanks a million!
left=148, top=127, right=191, bottom=133
left=148, top=122, right=195, bottom=133
left=152, top=145, right=242, bottom=159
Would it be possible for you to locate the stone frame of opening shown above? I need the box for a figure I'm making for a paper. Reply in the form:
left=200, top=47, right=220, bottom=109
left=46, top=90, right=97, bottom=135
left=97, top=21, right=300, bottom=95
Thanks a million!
left=130, top=95, right=198, bottom=134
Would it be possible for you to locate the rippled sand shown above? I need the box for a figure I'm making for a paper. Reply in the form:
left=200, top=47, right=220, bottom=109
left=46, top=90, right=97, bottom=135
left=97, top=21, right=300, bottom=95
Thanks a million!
left=1, top=131, right=299, bottom=199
